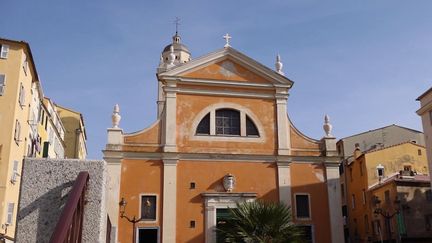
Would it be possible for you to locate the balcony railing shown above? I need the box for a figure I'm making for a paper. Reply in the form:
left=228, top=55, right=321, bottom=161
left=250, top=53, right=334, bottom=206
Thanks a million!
left=50, top=171, right=89, bottom=243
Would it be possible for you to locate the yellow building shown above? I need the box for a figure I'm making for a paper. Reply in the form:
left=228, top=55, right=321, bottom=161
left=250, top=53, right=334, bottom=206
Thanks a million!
left=0, top=38, right=38, bottom=242
left=346, top=142, right=429, bottom=242
left=55, top=104, right=87, bottom=159
left=104, top=33, right=344, bottom=243
left=417, top=87, right=432, bottom=186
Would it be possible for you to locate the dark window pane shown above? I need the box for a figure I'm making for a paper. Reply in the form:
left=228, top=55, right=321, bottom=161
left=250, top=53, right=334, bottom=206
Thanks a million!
left=215, top=109, right=240, bottom=136
left=297, top=225, right=313, bottom=243
left=296, top=194, right=310, bottom=218
left=246, top=116, right=259, bottom=136
left=196, top=113, right=210, bottom=135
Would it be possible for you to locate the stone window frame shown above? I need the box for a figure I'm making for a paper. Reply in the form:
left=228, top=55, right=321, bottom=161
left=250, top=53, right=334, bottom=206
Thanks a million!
left=190, top=102, right=265, bottom=142
left=136, top=226, right=160, bottom=243
left=139, top=193, right=158, bottom=223
left=294, top=193, right=312, bottom=220
left=202, top=193, right=256, bottom=243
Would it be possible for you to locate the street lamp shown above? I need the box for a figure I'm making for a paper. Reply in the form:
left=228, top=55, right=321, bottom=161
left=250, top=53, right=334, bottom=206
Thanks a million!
left=373, top=197, right=401, bottom=243
left=119, top=197, right=143, bottom=243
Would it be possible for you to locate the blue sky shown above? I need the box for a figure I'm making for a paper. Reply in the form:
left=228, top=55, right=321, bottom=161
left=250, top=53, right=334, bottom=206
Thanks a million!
left=2, top=1, right=431, bottom=159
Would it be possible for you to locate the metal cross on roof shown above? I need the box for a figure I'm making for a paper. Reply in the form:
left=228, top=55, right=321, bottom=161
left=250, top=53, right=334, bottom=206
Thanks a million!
left=174, top=17, right=181, bottom=33
left=223, top=33, right=232, bottom=48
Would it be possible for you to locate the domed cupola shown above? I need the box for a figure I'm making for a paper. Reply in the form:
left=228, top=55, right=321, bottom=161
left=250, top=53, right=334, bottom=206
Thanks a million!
left=159, top=32, right=191, bottom=69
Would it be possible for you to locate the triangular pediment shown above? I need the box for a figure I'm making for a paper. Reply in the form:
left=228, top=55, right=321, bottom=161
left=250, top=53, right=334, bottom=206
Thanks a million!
left=158, top=47, right=293, bottom=87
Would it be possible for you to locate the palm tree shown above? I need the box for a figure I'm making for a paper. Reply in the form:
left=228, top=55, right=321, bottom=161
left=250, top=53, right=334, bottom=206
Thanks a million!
left=217, top=200, right=304, bottom=243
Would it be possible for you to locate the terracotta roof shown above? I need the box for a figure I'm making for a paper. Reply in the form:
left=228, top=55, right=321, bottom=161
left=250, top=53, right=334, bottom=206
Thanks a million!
left=364, top=141, right=425, bottom=154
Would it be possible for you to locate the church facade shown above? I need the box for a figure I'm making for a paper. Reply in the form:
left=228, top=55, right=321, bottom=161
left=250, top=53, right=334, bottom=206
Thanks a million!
left=104, top=33, right=343, bottom=243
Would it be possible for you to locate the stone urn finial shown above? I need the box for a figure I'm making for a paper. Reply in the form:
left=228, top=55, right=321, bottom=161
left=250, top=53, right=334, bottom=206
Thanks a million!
left=275, top=54, right=284, bottom=75
left=323, top=114, right=333, bottom=137
left=223, top=173, right=236, bottom=192
left=112, top=104, right=121, bottom=128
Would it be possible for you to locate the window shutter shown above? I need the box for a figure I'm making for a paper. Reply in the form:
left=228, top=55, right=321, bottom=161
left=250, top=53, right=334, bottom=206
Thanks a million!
left=6, top=203, right=14, bottom=224
left=1, top=44, right=10, bottom=59
left=11, top=160, right=19, bottom=183
left=296, top=194, right=310, bottom=218
left=0, top=74, right=5, bottom=95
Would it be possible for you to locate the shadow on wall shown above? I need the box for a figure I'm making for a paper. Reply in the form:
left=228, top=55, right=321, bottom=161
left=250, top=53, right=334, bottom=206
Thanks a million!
left=17, top=181, right=74, bottom=242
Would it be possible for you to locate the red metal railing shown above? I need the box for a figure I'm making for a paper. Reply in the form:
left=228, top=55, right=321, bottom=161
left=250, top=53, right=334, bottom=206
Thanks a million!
left=50, top=171, right=89, bottom=243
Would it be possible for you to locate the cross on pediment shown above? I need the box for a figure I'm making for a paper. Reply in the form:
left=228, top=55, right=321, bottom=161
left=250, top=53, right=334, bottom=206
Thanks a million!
left=223, top=33, right=232, bottom=48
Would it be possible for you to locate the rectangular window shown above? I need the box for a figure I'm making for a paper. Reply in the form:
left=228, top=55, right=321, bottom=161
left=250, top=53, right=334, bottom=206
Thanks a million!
left=364, top=215, right=369, bottom=233
left=6, top=202, right=14, bottom=225
left=14, top=120, right=21, bottom=143
left=418, top=149, right=422, bottom=156
left=426, top=190, right=432, bottom=202
left=430, top=111, right=432, bottom=126
left=362, top=190, right=366, bottom=205
left=23, top=53, right=28, bottom=75
left=341, top=183, right=345, bottom=200
left=141, top=195, right=157, bottom=221
left=18, top=83, right=25, bottom=107
left=296, top=225, right=313, bottom=243
left=10, top=160, right=19, bottom=184
left=0, top=44, right=9, bottom=59
left=351, top=194, right=356, bottom=209
left=385, top=190, right=390, bottom=204
left=0, top=74, right=5, bottom=95
left=295, top=194, right=311, bottom=219
left=373, top=220, right=381, bottom=235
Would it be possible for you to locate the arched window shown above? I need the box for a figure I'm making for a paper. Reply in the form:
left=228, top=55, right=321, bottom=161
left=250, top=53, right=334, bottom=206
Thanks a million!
left=246, top=116, right=259, bottom=136
left=195, top=108, right=260, bottom=137
left=216, top=109, right=240, bottom=135
left=196, top=113, right=210, bottom=135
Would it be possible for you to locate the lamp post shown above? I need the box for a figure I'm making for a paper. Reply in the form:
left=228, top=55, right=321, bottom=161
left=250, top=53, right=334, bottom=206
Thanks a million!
left=119, top=197, right=142, bottom=243
left=373, top=198, right=401, bottom=243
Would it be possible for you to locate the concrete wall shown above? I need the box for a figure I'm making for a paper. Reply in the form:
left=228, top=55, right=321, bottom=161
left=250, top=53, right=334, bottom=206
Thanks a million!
left=16, top=158, right=107, bottom=243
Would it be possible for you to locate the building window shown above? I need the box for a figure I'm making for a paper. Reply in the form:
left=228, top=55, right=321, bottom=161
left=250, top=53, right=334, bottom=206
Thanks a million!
left=0, top=74, right=5, bottom=95
left=296, top=225, right=313, bottom=243
left=351, top=194, right=356, bottom=209
left=426, top=214, right=432, bottom=231
left=14, top=120, right=21, bottom=144
left=377, top=164, right=384, bottom=178
left=0, top=44, right=9, bottom=59
left=364, top=215, right=369, bottom=233
left=418, top=149, right=422, bottom=156
left=6, top=202, right=14, bottom=225
left=23, top=53, right=29, bottom=75
left=425, top=189, right=432, bottom=202
left=141, top=195, right=157, bottom=221
left=195, top=108, right=260, bottom=137
left=246, top=116, right=259, bottom=136
left=295, top=194, right=311, bottom=219
left=196, top=113, right=210, bottom=135
left=373, top=220, right=381, bottom=235
left=18, top=83, right=25, bottom=107
left=385, top=190, right=390, bottom=204
left=362, top=190, right=366, bottom=205
left=10, top=160, right=19, bottom=184
left=430, top=111, right=432, bottom=126
left=341, top=183, right=345, bottom=200
left=216, top=109, right=240, bottom=135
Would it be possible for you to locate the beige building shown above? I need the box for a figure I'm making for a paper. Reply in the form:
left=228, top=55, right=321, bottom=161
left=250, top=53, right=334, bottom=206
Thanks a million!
left=0, top=38, right=38, bottom=242
left=56, top=105, right=87, bottom=159
left=417, top=87, right=432, bottom=186
left=40, top=97, right=65, bottom=159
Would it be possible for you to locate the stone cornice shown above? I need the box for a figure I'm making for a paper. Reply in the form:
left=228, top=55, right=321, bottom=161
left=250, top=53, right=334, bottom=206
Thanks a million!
left=102, top=150, right=341, bottom=164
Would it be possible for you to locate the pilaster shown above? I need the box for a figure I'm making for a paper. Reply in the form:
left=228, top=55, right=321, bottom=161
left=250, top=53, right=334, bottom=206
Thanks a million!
left=276, top=161, right=292, bottom=207
left=163, top=80, right=178, bottom=152
left=321, top=136, right=344, bottom=243
left=162, top=158, right=178, bottom=243
left=275, top=88, right=290, bottom=155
